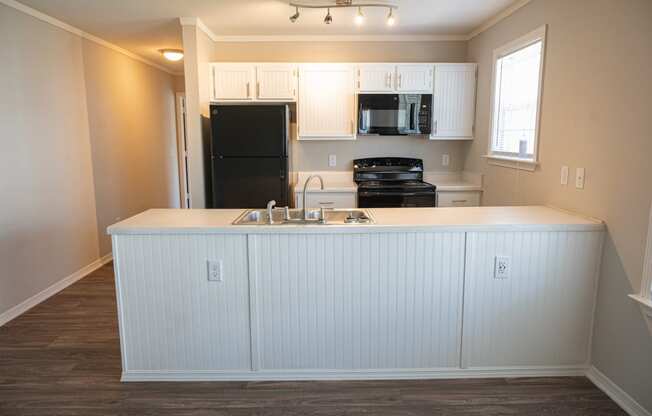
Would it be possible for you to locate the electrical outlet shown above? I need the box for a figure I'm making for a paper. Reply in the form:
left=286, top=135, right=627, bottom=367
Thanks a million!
left=575, top=168, right=585, bottom=189
left=207, top=260, right=223, bottom=282
left=442, top=154, right=450, bottom=167
left=494, top=256, right=510, bottom=279
left=328, top=154, right=337, bottom=167
left=560, top=166, right=569, bottom=185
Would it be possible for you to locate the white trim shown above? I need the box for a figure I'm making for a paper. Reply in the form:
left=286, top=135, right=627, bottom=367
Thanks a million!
left=586, top=366, right=652, bottom=416
left=0, top=253, right=113, bottom=327
left=486, top=25, right=547, bottom=169
left=629, top=295, right=652, bottom=319
left=467, top=0, right=532, bottom=40
left=631, top=202, right=652, bottom=326
left=483, top=155, right=538, bottom=171
left=121, top=365, right=588, bottom=382
left=210, top=34, right=468, bottom=42
left=179, top=17, right=220, bottom=42
left=0, top=0, right=180, bottom=76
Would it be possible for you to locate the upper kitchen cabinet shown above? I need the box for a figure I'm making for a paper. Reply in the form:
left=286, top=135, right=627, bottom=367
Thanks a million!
left=298, top=64, right=356, bottom=140
left=211, top=63, right=297, bottom=102
left=357, top=64, right=395, bottom=92
left=211, top=64, right=255, bottom=101
left=255, top=64, right=297, bottom=101
left=395, top=64, right=434, bottom=93
left=430, top=63, right=478, bottom=140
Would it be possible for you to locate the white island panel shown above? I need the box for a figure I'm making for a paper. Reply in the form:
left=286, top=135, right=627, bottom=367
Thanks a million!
left=251, top=232, right=465, bottom=370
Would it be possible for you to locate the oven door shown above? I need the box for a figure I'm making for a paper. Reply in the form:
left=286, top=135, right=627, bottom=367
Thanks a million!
left=358, top=190, right=436, bottom=208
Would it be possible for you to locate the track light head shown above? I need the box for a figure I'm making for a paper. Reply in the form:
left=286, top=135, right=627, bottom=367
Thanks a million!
left=354, top=7, right=364, bottom=25
left=386, top=8, right=395, bottom=26
left=289, top=6, right=300, bottom=23
left=324, top=8, right=332, bottom=24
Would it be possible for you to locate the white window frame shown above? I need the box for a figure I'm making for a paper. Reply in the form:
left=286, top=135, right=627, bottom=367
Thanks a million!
left=630, top=202, right=652, bottom=320
left=484, top=25, right=547, bottom=172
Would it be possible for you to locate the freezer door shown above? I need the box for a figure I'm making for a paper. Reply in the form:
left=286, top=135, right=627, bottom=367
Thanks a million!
left=212, top=157, right=288, bottom=208
left=210, top=105, right=288, bottom=157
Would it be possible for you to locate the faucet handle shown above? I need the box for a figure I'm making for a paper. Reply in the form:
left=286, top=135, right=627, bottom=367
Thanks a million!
left=283, top=206, right=290, bottom=220
left=320, top=207, right=327, bottom=224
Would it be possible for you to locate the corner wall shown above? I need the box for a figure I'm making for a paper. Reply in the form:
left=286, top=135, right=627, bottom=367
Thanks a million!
left=463, top=0, right=652, bottom=411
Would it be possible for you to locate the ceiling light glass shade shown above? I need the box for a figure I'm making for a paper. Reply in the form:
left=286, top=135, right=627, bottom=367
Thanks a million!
left=354, top=7, right=364, bottom=25
left=161, top=49, right=184, bottom=61
left=324, top=8, right=333, bottom=24
left=289, top=7, right=300, bottom=22
left=386, top=8, right=395, bottom=26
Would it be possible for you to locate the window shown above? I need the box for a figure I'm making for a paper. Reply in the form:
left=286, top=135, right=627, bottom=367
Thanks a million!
left=486, top=26, right=546, bottom=170
left=630, top=203, right=652, bottom=320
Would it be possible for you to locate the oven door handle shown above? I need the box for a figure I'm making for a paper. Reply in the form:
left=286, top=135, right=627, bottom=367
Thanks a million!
left=359, top=191, right=432, bottom=197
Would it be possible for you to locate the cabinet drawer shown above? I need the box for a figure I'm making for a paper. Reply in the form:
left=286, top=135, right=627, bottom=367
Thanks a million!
left=437, top=191, right=481, bottom=207
left=295, top=192, right=356, bottom=209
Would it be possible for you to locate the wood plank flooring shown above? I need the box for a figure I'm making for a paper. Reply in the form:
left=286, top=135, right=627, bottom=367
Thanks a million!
left=0, top=263, right=626, bottom=416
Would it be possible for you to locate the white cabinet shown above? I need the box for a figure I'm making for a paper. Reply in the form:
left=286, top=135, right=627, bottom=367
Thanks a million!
left=211, top=63, right=297, bottom=102
left=430, top=63, right=477, bottom=140
left=396, top=64, right=433, bottom=93
left=298, top=64, right=356, bottom=140
left=437, top=191, right=482, bottom=207
left=357, top=64, right=395, bottom=92
left=294, top=191, right=357, bottom=209
left=255, top=64, right=297, bottom=100
left=211, top=64, right=255, bottom=101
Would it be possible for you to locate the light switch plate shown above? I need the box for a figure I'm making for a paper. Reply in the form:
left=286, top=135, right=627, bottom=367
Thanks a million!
left=207, top=260, right=223, bottom=282
left=575, top=168, right=585, bottom=189
left=561, top=166, right=569, bottom=185
left=442, top=154, right=450, bottom=167
left=328, top=154, right=337, bottom=167
left=494, top=256, right=510, bottom=279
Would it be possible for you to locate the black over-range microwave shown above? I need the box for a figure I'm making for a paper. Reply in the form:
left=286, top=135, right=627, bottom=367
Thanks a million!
left=358, top=94, right=432, bottom=136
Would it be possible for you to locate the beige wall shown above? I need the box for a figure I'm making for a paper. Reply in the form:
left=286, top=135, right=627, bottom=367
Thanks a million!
left=0, top=4, right=100, bottom=315
left=212, top=40, right=470, bottom=176
left=82, top=39, right=180, bottom=256
left=0, top=4, right=180, bottom=317
left=464, top=0, right=652, bottom=411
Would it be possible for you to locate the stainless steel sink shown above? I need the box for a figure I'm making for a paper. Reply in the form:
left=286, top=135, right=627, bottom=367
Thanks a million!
left=233, top=208, right=374, bottom=225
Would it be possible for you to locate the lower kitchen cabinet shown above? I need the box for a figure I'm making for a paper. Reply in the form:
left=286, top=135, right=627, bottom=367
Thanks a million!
left=437, top=191, right=481, bottom=207
left=250, top=232, right=466, bottom=370
left=293, top=191, right=356, bottom=209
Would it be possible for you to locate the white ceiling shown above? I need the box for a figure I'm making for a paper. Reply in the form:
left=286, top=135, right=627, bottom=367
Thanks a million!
left=13, top=0, right=518, bottom=73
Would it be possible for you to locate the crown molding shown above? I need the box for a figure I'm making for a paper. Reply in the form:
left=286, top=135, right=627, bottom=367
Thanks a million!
left=180, top=17, right=219, bottom=42
left=1, top=0, right=181, bottom=76
left=466, top=0, right=532, bottom=40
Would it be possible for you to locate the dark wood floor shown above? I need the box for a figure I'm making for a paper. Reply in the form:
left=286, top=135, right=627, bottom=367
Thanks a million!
left=0, top=263, right=626, bottom=416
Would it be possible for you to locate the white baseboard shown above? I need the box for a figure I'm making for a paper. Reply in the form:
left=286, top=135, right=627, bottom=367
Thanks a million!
left=122, top=365, right=587, bottom=382
left=586, top=366, right=651, bottom=416
left=0, top=253, right=113, bottom=327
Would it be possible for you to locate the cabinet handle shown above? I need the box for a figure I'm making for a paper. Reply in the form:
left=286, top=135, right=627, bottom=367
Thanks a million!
left=388, top=72, right=392, bottom=89
left=351, top=120, right=355, bottom=134
left=434, top=120, right=438, bottom=134
left=453, top=200, right=468, bottom=203
left=212, top=67, right=216, bottom=99
left=256, top=82, right=260, bottom=97
left=319, top=202, right=334, bottom=205
left=398, top=74, right=402, bottom=88
left=246, top=82, right=250, bottom=98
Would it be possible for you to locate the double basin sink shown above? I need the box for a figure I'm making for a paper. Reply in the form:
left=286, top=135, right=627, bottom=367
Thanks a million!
left=233, top=208, right=374, bottom=226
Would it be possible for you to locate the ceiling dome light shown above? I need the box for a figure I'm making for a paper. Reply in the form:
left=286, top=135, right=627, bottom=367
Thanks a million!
left=324, top=8, right=332, bottom=24
left=160, top=49, right=184, bottom=61
left=289, top=6, right=300, bottom=23
left=354, top=7, right=364, bottom=25
left=386, top=8, right=395, bottom=26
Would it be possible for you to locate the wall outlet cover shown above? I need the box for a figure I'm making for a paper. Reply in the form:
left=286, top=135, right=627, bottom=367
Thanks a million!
left=207, top=260, right=223, bottom=282
left=561, top=166, right=569, bottom=185
left=442, top=154, right=450, bottom=167
left=575, top=167, right=585, bottom=189
left=328, top=154, right=337, bottom=167
left=494, top=256, right=510, bottom=279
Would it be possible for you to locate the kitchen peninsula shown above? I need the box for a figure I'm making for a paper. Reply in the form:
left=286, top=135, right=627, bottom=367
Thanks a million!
left=109, top=206, right=604, bottom=382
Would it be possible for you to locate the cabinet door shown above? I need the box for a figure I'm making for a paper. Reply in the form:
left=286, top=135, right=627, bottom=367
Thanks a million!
left=256, top=64, right=297, bottom=101
left=437, top=191, right=481, bottom=207
left=295, top=191, right=357, bottom=209
left=251, top=232, right=466, bottom=370
left=298, top=64, right=356, bottom=140
left=430, top=64, right=477, bottom=139
left=395, top=64, right=433, bottom=93
left=358, top=64, right=395, bottom=92
left=212, top=64, right=255, bottom=100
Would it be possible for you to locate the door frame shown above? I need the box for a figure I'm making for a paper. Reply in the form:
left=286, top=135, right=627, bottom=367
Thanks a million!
left=175, top=92, right=191, bottom=208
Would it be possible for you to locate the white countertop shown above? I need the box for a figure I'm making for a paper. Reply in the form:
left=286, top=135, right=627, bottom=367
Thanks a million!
left=108, top=206, right=604, bottom=235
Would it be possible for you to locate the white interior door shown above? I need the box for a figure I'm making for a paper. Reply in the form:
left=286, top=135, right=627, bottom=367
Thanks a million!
left=175, top=93, right=190, bottom=208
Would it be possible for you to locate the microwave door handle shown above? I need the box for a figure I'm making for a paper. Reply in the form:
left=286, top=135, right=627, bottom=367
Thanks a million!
left=409, top=103, right=416, bottom=131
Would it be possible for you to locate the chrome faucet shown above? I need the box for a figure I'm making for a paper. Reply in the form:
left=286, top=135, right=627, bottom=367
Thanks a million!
left=302, top=174, right=324, bottom=220
left=266, top=200, right=276, bottom=224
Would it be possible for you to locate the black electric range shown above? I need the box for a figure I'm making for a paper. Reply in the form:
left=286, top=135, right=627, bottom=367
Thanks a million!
left=354, top=158, right=437, bottom=208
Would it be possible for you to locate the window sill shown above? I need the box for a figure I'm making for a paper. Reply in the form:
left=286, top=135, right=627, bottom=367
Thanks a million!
left=629, top=294, right=652, bottom=318
left=483, top=155, right=538, bottom=172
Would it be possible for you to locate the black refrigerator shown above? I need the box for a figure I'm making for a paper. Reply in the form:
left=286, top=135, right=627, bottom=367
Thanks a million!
left=209, top=104, right=289, bottom=208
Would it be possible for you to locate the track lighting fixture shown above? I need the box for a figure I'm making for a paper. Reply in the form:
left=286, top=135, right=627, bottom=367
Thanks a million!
left=324, top=8, right=332, bottom=24
left=354, top=7, right=364, bottom=25
left=289, top=6, right=300, bottom=23
left=288, top=2, right=397, bottom=27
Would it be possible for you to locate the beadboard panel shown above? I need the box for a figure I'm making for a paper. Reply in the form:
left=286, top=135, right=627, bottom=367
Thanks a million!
left=250, top=232, right=466, bottom=370
left=462, top=231, right=603, bottom=368
left=113, top=234, right=252, bottom=371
